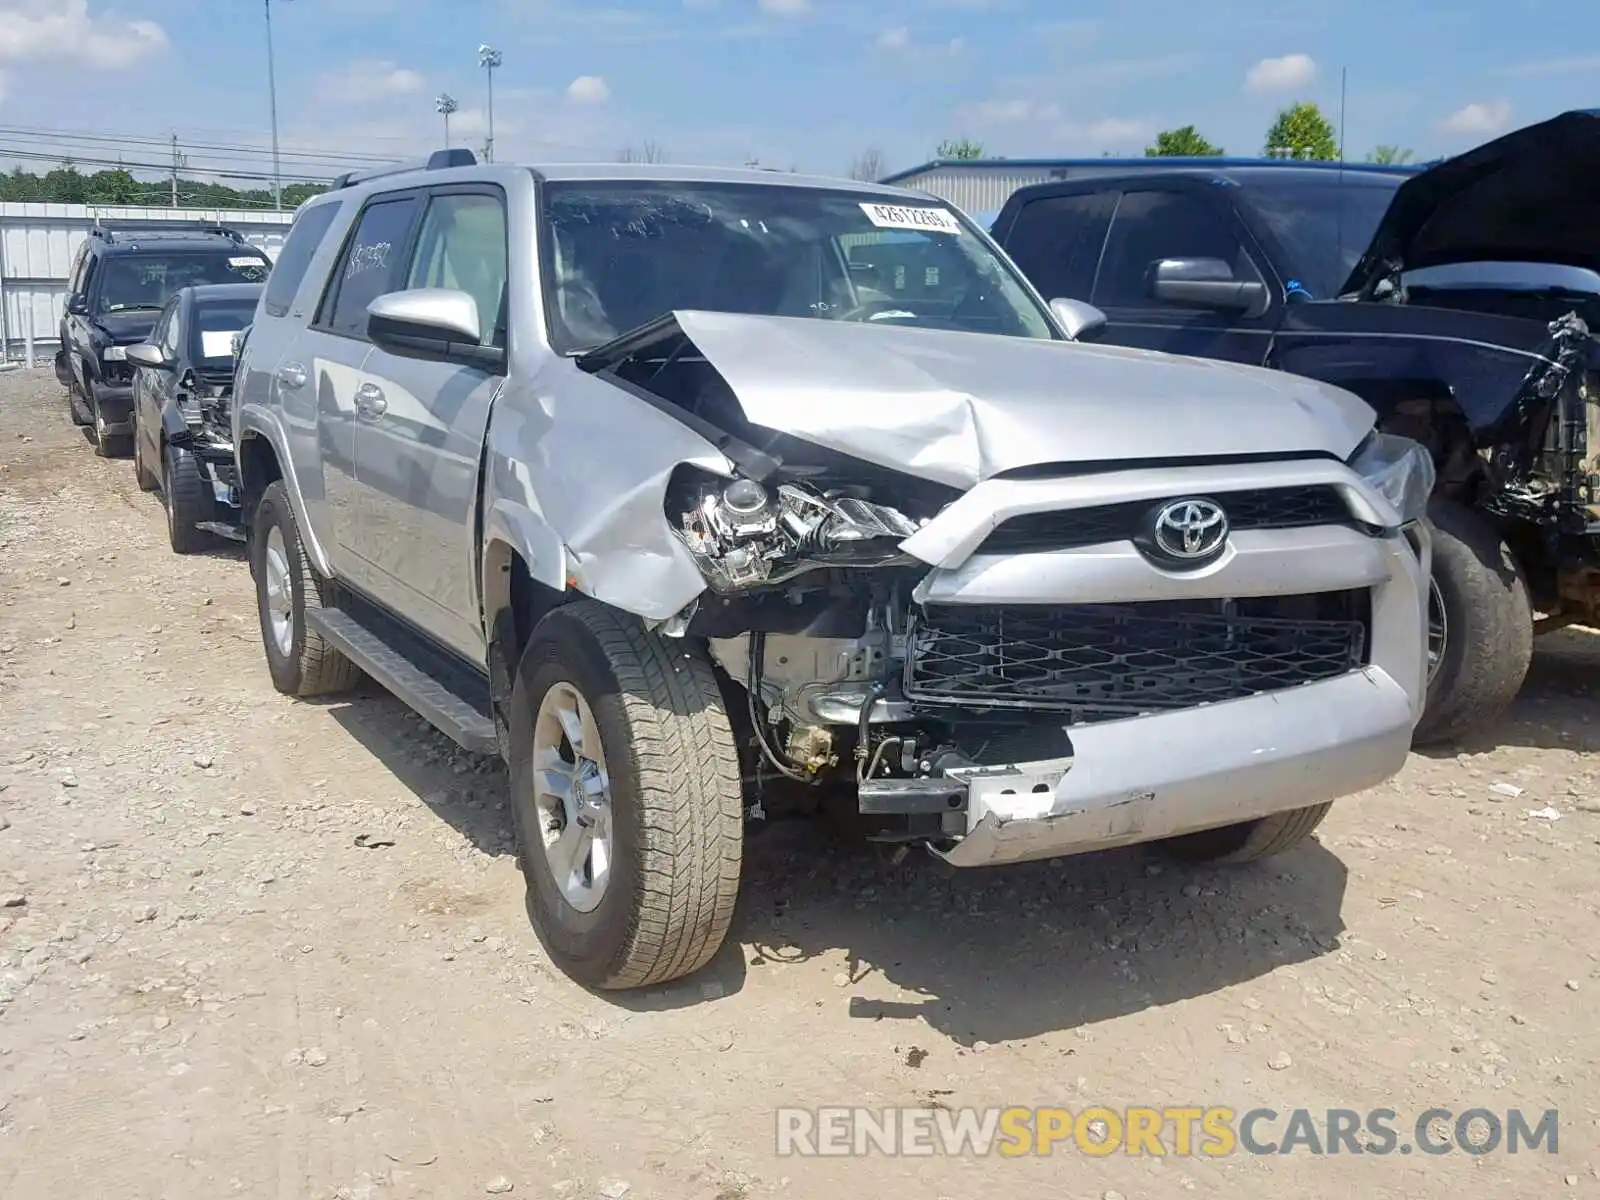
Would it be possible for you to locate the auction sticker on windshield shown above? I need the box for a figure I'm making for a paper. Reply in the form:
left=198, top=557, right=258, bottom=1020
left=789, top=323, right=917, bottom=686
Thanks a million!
left=859, top=202, right=962, bottom=234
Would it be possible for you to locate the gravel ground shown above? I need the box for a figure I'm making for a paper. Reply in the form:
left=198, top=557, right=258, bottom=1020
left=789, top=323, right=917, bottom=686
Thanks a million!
left=1, top=365, right=1597, bottom=1199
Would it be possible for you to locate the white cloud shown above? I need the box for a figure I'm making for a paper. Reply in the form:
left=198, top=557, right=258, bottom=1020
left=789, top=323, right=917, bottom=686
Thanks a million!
left=313, top=60, right=425, bottom=105
left=1245, top=53, right=1318, bottom=94
left=566, top=75, right=611, bottom=104
left=0, top=0, right=168, bottom=68
left=967, top=98, right=1061, bottom=125
left=878, top=25, right=910, bottom=50
left=1073, top=117, right=1152, bottom=143
left=1438, top=100, right=1513, bottom=137
left=758, top=0, right=809, bottom=15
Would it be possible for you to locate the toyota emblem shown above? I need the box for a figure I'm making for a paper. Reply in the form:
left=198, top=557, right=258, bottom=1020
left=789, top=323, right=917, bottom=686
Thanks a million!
left=1149, top=497, right=1229, bottom=564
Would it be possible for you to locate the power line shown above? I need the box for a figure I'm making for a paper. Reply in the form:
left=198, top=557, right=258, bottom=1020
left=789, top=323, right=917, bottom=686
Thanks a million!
left=0, top=144, right=336, bottom=184
left=0, top=123, right=404, bottom=167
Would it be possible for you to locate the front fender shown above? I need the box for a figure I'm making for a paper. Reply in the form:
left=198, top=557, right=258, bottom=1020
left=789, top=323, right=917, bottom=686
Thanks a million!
left=235, top=403, right=334, bottom=579
left=159, top=398, right=192, bottom=446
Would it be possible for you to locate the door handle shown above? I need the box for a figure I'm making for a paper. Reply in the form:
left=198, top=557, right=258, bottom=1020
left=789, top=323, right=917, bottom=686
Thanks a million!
left=276, top=362, right=307, bottom=390
left=354, top=382, right=388, bottom=418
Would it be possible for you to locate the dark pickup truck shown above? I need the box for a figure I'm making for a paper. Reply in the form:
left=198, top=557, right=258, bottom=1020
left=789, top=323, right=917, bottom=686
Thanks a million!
left=988, top=108, right=1600, bottom=745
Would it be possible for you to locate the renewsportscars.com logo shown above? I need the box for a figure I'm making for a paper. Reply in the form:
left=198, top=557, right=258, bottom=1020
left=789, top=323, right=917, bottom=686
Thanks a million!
left=775, top=1106, right=1560, bottom=1158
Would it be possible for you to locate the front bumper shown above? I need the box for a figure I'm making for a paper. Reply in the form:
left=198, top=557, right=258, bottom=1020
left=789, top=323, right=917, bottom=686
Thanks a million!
left=931, top=666, right=1414, bottom=867
left=903, top=461, right=1430, bottom=868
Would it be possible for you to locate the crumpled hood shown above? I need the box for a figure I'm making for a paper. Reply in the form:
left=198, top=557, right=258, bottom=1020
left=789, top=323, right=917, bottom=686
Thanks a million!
left=670, top=310, right=1374, bottom=489
left=1342, top=108, right=1600, bottom=296
left=93, top=311, right=161, bottom=344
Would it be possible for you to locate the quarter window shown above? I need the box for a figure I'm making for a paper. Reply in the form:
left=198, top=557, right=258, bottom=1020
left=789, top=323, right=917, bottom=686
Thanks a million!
left=404, top=192, right=508, bottom=347
left=321, top=196, right=419, bottom=339
left=263, top=201, right=342, bottom=318
left=1093, top=190, right=1262, bottom=309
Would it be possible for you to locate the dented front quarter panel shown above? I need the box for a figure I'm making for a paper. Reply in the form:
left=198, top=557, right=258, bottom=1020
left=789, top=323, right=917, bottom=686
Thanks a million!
left=481, top=363, right=731, bottom=622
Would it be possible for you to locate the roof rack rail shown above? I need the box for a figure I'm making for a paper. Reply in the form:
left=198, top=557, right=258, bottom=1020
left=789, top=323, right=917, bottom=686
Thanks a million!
left=88, top=218, right=245, bottom=243
left=328, top=147, right=478, bottom=191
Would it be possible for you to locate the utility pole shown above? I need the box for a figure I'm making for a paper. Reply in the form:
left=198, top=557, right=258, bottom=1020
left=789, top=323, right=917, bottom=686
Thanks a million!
left=170, top=131, right=180, bottom=207
left=478, top=45, right=502, bottom=163
left=264, top=0, right=290, bottom=211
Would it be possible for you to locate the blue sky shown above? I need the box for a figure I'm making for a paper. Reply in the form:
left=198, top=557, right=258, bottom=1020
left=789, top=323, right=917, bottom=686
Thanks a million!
left=0, top=0, right=1596, bottom=183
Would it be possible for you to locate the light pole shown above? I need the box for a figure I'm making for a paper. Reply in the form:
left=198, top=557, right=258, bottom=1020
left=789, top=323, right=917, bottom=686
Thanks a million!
left=478, top=44, right=502, bottom=162
left=435, top=93, right=458, bottom=148
left=264, top=0, right=291, bottom=210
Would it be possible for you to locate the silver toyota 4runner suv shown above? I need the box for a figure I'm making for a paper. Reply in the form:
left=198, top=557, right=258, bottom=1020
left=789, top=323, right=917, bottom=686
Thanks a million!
left=232, top=149, right=1434, bottom=991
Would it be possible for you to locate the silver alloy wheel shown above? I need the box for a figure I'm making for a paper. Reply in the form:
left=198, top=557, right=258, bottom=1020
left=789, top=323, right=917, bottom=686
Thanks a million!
left=531, top=681, right=613, bottom=913
left=1426, top=577, right=1448, bottom=686
left=262, top=525, right=295, bottom=658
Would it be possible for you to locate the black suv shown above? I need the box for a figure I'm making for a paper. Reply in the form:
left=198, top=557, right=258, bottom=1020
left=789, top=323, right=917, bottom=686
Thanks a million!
left=53, top=220, right=272, bottom=457
left=990, top=108, right=1600, bottom=746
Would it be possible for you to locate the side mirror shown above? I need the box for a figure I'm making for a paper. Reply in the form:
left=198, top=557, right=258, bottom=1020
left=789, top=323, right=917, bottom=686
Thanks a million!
left=125, top=342, right=169, bottom=369
left=66, top=295, right=88, bottom=316
left=367, top=288, right=501, bottom=367
left=1048, top=297, right=1108, bottom=342
left=1149, top=257, right=1269, bottom=314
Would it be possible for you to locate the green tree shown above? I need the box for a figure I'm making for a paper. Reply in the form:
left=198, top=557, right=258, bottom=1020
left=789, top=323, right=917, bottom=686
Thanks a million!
left=1145, top=125, right=1225, bottom=157
left=86, top=168, right=140, bottom=205
left=1263, top=102, right=1339, bottom=161
left=936, top=137, right=984, bottom=160
left=1366, top=144, right=1414, bottom=165
left=42, top=161, right=88, bottom=204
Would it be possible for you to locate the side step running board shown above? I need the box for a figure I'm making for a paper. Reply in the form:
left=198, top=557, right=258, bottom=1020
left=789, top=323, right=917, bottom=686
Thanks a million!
left=304, top=607, right=500, bottom=754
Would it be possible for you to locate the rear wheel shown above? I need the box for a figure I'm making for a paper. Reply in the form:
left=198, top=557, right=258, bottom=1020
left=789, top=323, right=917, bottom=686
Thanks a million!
left=1157, top=803, right=1333, bottom=865
left=249, top=481, right=362, bottom=697
left=163, top=442, right=213, bottom=555
left=508, top=602, right=744, bottom=990
left=1412, top=498, right=1532, bottom=746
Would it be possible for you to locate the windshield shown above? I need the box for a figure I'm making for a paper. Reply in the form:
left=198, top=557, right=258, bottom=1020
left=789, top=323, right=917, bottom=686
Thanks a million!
left=539, top=180, right=1056, bottom=353
left=1245, top=178, right=1403, bottom=299
left=190, top=298, right=259, bottom=366
left=96, top=252, right=270, bottom=314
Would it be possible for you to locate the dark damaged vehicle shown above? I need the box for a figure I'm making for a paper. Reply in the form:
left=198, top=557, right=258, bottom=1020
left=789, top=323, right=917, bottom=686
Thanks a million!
left=231, top=153, right=1431, bottom=990
left=988, top=109, right=1600, bottom=744
left=126, top=282, right=263, bottom=552
left=54, top=221, right=272, bottom=457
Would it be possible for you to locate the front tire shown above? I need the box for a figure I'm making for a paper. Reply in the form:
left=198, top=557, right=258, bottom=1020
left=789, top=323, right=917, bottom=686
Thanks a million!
left=249, top=481, right=362, bottom=697
left=89, top=385, right=131, bottom=458
left=508, top=601, right=744, bottom=990
left=1411, top=498, right=1532, bottom=746
left=163, top=442, right=213, bottom=555
left=1157, top=803, right=1332, bottom=865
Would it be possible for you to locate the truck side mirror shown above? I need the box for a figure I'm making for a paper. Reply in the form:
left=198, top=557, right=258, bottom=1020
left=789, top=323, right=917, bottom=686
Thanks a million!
left=1149, top=257, right=1268, bottom=315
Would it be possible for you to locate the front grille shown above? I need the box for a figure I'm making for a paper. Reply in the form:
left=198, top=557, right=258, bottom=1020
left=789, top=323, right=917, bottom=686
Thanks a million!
left=904, top=594, right=1368, bottom=723
left=978, top=486, right=1350, bottom=555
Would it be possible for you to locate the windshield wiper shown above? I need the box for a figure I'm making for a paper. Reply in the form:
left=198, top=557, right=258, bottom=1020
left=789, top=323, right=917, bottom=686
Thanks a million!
left=103, top=304, right=165, bottom=313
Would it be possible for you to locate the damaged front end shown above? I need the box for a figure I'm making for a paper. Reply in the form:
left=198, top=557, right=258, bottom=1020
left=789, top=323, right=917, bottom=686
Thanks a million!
left=169, top=370, right=246, bottom=541
left=570, top=310, right=1417, bottom=859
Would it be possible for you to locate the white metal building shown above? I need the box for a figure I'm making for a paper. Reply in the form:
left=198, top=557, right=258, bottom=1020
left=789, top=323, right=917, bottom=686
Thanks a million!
left=1, top=203, right=295, bottom=363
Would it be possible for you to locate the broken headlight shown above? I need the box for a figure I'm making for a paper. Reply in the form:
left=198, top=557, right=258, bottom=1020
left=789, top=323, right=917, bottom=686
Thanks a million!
left=673, top=473, right=922, bottom=592
left=1349, top=431, right=1435, bottom=525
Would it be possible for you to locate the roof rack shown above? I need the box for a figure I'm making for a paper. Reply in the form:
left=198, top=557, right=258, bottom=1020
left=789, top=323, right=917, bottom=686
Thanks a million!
left=328, top=148, right=478, bottom=191
left=89, top=218, right=245, bottom=244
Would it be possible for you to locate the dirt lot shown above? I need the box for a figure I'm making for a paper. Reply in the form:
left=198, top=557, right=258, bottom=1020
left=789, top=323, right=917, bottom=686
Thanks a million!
left=1, top=366, right=1597, bottom=1199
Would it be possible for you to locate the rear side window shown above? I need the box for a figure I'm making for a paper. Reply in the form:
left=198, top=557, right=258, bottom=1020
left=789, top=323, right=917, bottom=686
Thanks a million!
left=263, top=202, right=342, bottom=318
left=320, top=196, right=420, bottom=339
left=1001, top=192, right=1115, bottom=302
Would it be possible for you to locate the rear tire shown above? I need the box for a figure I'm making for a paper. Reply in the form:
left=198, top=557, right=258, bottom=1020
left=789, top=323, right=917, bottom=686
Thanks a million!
left=1157, top=802, right=1332, bottom=865
left=1411, top=498, right=1532, bottom=746
left=163, top=443, right=213, bottom=555
left=249, top=481, right=362, bottom=698
left=508, top=601, right=744, bottom=990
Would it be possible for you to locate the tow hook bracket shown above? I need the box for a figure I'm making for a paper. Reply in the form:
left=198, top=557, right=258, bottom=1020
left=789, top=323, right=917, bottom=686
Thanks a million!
left=858, top=776, right=968, bottom=815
